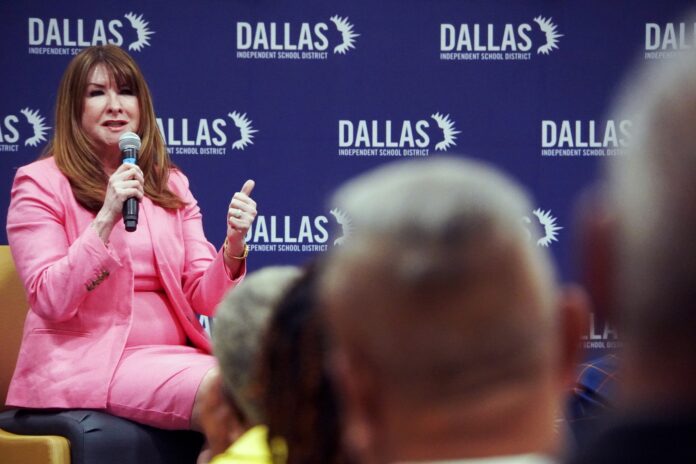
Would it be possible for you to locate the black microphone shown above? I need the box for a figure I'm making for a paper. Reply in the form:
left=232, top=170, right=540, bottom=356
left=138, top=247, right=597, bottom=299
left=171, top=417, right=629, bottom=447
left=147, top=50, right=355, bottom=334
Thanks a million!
left=119, top=132, right=141, bottom=232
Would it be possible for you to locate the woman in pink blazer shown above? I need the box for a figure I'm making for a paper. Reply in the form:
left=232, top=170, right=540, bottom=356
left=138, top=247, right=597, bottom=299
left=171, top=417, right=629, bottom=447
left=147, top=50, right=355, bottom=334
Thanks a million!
left=5, top=45, right=257, bottom=431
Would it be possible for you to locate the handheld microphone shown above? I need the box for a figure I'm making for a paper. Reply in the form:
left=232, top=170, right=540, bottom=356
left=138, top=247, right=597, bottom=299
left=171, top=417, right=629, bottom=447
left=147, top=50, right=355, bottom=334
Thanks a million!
left=118, top=132, right=141, bottom=232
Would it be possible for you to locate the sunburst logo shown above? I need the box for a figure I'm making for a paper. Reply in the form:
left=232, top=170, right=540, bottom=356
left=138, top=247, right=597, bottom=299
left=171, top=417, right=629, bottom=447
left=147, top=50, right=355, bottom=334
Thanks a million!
left=431, top=113, right=460, bottom=152
left=330, top=15, right=359, bottom=55
left=228, top=111, right=258, bottom=150
left=533, top=16, right=562, bottom=55
left=124, top=12, right=155, bottom=52
left=20, top=108, right=50, bottom=147
left=329, top=208, right=353, bottom=246
left=522, top=208, right=562, bottom=247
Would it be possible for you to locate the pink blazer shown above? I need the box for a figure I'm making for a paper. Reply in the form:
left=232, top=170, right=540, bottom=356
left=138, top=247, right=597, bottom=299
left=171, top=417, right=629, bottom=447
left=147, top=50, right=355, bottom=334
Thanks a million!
left=5, top=157, right=244, bottom=409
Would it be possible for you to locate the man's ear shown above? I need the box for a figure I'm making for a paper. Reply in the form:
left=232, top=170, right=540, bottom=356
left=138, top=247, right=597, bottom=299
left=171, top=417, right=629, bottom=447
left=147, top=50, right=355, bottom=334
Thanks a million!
left=557, top=284, right=591, bottom=388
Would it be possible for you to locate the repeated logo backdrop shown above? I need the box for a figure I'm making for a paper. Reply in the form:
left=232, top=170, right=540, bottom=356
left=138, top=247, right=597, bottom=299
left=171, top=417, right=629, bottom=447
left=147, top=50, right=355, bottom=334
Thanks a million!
left=2, top=1, right=695, bottom=357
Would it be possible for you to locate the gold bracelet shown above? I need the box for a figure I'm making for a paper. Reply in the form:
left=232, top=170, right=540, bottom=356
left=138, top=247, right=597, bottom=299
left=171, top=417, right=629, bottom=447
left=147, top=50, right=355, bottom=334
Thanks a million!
left=224, top=238, right=249, bottom=260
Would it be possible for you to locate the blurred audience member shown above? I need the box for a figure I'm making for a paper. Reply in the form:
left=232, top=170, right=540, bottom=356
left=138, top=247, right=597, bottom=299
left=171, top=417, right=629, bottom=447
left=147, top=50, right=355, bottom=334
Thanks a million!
left=566, top=353, right=620, bottom=447
left=568, top=40, right=696, bottom=464
left=321, top=157, right=587, bottom=463
left=258, top=259, right=354, bottom=464
left=562, top=188, right=621, bottom=449
left=198, top=266, right=301, bottom=464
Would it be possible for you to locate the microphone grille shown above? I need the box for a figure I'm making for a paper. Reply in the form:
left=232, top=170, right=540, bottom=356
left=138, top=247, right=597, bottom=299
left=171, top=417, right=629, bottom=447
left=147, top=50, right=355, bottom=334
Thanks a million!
left=119, top=132, right=141, bottom=151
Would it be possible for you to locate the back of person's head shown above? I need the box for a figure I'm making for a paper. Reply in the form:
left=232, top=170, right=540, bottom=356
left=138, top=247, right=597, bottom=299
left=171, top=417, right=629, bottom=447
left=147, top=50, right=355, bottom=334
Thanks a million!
left=324, top=157, right=555, bottom=400
left=321, top=157, right=583, bottom=461
left=603, top=39, right=696, bottom=399
left=258, top=259, right=352, bottom=464
left=213, top=265, right=302, bottom=426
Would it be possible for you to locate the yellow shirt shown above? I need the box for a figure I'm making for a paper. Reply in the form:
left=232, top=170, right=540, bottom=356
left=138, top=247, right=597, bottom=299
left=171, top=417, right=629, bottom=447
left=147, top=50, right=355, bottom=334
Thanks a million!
left=209, top=425, right=273, bottom=464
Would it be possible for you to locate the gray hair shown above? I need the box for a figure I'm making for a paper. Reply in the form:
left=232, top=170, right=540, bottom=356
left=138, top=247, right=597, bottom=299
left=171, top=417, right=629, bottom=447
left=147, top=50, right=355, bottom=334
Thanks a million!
left=609, top=45, right=696, bottom=344
left=212, top=266, right=302, bottom=425
left=322, top=157, right=557, bottom=399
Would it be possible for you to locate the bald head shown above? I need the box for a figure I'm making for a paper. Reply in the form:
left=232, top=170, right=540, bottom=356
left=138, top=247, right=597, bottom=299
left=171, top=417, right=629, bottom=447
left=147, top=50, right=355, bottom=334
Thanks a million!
left=321, top=157, right=558, bottom=401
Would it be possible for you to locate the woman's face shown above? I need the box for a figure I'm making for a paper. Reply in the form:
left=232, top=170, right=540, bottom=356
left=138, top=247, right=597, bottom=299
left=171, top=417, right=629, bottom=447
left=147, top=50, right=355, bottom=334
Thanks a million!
left=81, top=64, right=140, bottom=158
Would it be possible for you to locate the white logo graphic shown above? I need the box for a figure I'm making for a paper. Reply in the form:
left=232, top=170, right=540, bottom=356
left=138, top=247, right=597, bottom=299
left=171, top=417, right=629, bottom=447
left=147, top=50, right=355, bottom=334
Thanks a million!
left=338, top=113, right=460, bottom=157
left=329, top=208, right=353, bottom=246
left=27, top=13, right=154, bottom=55
left=533, top=16, right=562, bottom=55
left=330, top=15, right=359, bottom=54
left=0, top=107, right=50, bottom=152
left=158, top=110, right=258, bottom=156
left=20, top=108, right=51, bottom=147
left=440, top=15, right=562, bottom=61
left=124, top=12, right=155, bottom=52
left=644, top=22, right=696, bottom=60
left=532, top=209, right=562, bottom=247
left=540, top=119, right=631, bottom=157
left=522, top=209, right=562, bottom=247
left=236, top=15, right=358, bottom=60
left=228, top=112, right=258, bottom=150
left=431, top=113, right=460, bottom=151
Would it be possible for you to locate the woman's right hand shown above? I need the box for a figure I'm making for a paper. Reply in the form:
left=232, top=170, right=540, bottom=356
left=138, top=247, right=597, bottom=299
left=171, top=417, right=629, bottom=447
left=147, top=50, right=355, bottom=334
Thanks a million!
left=92, top=164, right=144, bottom=243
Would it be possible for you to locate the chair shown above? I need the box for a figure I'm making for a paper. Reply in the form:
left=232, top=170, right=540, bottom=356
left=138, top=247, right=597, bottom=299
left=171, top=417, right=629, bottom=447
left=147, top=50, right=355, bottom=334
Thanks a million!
left=0, top=245, right=205, bottom=463
left=0, top=429, right=69, bottom=464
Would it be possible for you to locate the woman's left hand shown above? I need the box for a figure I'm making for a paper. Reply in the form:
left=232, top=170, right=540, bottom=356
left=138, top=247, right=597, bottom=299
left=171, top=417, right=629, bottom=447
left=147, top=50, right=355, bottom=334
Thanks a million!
left=225, top=179, right=257, bottom=257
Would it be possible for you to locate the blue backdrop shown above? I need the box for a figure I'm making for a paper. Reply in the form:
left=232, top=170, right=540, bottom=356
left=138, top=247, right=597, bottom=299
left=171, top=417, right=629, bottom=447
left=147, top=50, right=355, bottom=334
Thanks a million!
left=2, top=0, right=694, bottom=356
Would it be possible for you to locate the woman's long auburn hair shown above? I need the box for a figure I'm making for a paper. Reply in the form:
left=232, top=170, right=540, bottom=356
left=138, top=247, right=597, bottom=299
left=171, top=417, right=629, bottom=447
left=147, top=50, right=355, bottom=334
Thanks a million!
left=42, top=45, right=185, bottom=212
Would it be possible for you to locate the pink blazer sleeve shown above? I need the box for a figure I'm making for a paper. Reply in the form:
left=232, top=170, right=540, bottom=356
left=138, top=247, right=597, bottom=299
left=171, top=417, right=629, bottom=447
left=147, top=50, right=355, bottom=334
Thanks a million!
left=169, top=170, right=245, bottom=316
left=6, top=165, right=122, bottom=322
